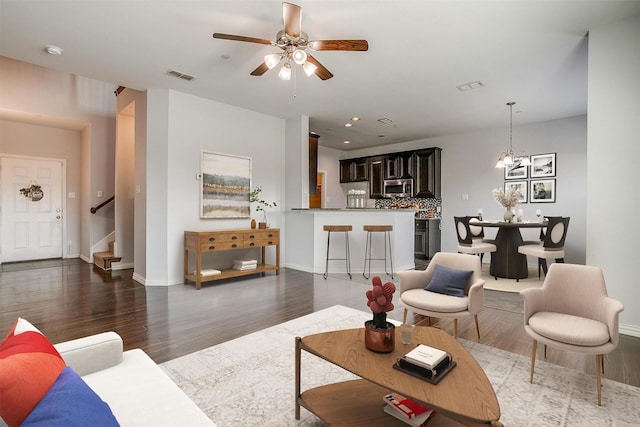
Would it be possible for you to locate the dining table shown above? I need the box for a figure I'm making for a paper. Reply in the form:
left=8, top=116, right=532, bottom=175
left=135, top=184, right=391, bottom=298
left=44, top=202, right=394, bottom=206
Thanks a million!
left=475, top=220, right=547, bottom=280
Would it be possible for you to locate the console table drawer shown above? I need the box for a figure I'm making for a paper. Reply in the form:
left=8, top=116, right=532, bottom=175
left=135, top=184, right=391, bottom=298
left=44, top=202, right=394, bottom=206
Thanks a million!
left=200, top=241, right=243, bottom=251
left=200, top=232, right=242, bottom=244
left=245, top=230, right=279, bottom=241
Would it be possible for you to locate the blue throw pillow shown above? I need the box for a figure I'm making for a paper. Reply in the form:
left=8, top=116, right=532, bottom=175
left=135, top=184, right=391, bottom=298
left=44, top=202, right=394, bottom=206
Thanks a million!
left=22, top=366, right=120, bottom=427
left=425, top=265, right=473, bottom=297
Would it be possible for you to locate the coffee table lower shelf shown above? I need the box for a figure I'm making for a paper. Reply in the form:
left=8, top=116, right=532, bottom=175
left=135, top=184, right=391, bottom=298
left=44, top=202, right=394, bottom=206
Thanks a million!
left=298, top=379, right=464, bottom=427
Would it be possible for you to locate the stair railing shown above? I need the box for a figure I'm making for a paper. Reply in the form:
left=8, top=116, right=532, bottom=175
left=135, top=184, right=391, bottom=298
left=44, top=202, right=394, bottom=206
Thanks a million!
left=90, top=196, right=114, bottom=214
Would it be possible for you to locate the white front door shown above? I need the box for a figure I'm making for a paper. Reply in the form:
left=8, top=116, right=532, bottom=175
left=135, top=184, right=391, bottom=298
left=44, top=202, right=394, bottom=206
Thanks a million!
left=1, top=156, right=63, bottom=262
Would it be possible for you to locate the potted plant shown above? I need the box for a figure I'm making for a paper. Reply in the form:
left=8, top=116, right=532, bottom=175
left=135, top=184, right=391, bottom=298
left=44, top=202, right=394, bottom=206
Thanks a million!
left=249, top=186, right=277, bottom=229
left=364, top=276, right=396, bottom=353
left=492, top=187, right=521, bottom=222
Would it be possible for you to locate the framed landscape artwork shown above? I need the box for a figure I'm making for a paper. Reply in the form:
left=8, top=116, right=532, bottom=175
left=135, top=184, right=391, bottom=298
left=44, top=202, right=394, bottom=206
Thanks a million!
left=530, top=153, right=556, bottom=177
left=504, top=180, right=527, bottom=204
left=504, top=157, right=528, bottom=180
left=530, top=179, right=556, bottom=203
left=200, top=151, right=251, bottom=218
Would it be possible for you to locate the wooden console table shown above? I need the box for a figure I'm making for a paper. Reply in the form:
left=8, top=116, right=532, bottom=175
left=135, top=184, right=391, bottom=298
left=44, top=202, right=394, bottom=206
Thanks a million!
left=184, top=228, right=280, bottom=290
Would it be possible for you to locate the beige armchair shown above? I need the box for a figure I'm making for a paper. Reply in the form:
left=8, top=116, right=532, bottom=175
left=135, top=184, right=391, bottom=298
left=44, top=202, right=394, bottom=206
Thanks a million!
left=398, top=252, right=485, bottom=339
left=521, top=263, right=624, bottom=406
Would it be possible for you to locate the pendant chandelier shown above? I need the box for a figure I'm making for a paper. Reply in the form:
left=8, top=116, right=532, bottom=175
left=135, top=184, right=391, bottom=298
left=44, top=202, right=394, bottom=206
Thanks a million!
left=495, top=102, right=530, bottom=168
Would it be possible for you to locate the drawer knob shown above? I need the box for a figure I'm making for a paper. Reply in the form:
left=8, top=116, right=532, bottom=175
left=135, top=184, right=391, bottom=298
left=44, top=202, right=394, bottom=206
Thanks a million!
left=231, top=243, right=238, bottom=248
left=249, top=242, right=255, bottom=247
left=209, top=246, right=215, bottom=250
left=249, top=234, right=256, bottom=239
left=208, top=237, right=215, bottom=242
left=232, top=236, right=238, bottom=240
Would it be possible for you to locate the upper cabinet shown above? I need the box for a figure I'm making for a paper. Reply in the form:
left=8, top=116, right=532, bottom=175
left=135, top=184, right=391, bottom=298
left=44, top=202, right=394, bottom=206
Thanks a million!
left=385, top=151, right=414, bottom=179
left=340, top=157, right=368, bottom=183
left=369, top=156, right=384, bottom=198
left=414, top=148, right=442, bottom=198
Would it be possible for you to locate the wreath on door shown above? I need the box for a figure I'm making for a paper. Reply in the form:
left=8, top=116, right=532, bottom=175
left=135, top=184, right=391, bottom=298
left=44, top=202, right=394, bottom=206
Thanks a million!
left=19, top=183, right=44, bottom=201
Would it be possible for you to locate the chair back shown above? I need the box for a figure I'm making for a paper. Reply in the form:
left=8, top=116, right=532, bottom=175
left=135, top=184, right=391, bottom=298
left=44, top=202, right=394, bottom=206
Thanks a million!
left=468, top=216, right=485, bottom=239
left=539, top=215, right=563, bottom=241
left=542, top=217, right=570, bottom=250
left=541, top=263, right=611, bottom=321
left=454, top=216, right=473, bottom=246
left=424, top=252, right=482, bottom=295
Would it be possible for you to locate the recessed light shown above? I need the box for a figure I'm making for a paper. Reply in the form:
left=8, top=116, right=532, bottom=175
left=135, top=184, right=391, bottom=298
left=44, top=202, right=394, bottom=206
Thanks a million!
left=344, top=141, right=351, bottom=144
left=344, top=123, right=352, bottom=127
left=45, top=45, right=63, bottom=55
left=351, top=116, right=360, bottom=121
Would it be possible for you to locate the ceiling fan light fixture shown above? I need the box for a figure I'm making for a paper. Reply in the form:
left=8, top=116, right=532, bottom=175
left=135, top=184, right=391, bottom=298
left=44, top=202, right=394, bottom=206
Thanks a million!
left=302, top=61, right=316, bottom=77
left=264, top=53, right=282, bottom=70
left=292, top=48, right=307, bottom=65
left=278, top=62, right=292, bottom=80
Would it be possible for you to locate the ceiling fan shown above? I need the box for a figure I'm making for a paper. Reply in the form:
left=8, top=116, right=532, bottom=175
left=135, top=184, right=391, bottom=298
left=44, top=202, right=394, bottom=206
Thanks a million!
left=212, top=2, right=368, bottom=81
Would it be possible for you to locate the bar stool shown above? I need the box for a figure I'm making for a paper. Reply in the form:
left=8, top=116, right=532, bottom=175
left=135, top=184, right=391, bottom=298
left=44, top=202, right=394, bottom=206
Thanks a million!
left=362, top=225, right=393, bottom=280
left=323, top=225, right=352, bottom=280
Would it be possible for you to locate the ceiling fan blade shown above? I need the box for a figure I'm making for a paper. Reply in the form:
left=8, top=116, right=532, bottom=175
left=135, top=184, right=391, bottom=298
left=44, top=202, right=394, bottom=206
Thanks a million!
left=308, top=40, right=369, bottom=51
left=306, top=55, right=333, bottom=80
left=283, top=2, right=302, bottom=38
left=250, top=62, right=270, bottom=76
left=212, top=33, right=272, bottom=45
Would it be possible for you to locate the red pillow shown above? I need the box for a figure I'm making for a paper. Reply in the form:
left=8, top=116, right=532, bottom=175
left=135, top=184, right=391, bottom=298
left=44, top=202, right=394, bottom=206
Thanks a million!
left=0, top=318, right=66, bottom=427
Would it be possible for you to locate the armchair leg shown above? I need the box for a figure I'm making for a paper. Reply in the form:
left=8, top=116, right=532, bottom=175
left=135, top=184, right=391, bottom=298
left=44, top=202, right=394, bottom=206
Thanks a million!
left=452, top=319, right=458, bottom=339
left=402, top=309, right=408, bottom=324
left=544, top=344, right=547, bottom=359
left=530, top=339, right=537, bottom=383
left=596, top=354, right=603, bottom=406
left=474, top=314, right=480, bottom=339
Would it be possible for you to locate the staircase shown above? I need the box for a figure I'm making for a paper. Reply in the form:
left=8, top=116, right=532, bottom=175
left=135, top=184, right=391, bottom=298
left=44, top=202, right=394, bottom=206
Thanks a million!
left=93, top=241, right=121, bottom=271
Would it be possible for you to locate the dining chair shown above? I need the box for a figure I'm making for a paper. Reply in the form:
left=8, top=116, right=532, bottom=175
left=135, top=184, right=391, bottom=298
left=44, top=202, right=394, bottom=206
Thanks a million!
left=454, top=216, right=497, bottom=267
left=398, top=252, right=485, bottom=339
left=521, top=263, right=624, bottom=406
left=518, top=216, right=570, bottom=278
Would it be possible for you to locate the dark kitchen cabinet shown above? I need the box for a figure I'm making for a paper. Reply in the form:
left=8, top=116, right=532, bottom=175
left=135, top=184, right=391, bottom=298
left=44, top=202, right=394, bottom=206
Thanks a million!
left=309, top=133, right=319, bottom=194
left=414, top=148, right=441, bottom=198
left=385, top=151, right=414, bottom=179
left=415, top=219, right=441, bottom=259
left=369, top=156, right=384, bottom=198
left=340, top=158, right=368, bottom=183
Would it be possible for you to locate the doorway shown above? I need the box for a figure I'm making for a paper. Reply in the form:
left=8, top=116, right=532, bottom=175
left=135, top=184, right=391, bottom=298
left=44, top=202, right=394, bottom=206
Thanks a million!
left=309, top=171, right=324, bottom=208
left=1, top=156, right=65, bottom=262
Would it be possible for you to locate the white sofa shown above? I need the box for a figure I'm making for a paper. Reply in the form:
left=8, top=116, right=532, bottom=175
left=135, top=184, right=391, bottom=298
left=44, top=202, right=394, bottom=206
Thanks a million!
left=52, top=332, right=216, bottom=427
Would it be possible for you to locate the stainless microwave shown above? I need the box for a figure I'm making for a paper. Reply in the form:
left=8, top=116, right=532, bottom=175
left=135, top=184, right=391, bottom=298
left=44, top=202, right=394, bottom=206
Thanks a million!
left=383, top=179, right=413, bottom=198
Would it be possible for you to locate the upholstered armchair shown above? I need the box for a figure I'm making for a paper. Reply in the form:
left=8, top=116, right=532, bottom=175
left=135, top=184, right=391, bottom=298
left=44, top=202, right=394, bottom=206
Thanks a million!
left=398, top=252, right=485, bottom=339
left=521, top=263, right=624, bottom=405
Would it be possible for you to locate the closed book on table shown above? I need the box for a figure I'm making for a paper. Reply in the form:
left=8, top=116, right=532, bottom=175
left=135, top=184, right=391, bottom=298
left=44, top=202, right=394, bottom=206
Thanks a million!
left=383, top=406, right=432, bottom=427
left=383, top=393, right=432, bottom=420
left=404, top=344, right=448, bottom=369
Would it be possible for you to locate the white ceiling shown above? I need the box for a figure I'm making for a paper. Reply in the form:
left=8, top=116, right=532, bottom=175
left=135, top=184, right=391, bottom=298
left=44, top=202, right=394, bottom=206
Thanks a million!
left=2, top=1, right=639, bottom=151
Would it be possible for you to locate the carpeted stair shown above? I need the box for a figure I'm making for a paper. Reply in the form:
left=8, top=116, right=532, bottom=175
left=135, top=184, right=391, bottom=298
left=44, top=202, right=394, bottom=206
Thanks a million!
left=93, top=241, right=121, bottom=271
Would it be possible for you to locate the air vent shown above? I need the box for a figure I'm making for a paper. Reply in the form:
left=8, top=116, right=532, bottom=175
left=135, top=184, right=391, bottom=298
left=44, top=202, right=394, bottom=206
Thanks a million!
left=377, top=118, right=393, bottom=124
left=166, top=70, right=197, bottom=81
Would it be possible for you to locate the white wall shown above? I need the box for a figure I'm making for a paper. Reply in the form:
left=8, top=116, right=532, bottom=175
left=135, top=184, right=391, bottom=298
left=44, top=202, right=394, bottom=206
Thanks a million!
left=587, top=15, right=640, bottom=335
left=317, top=145, right=348, bottom=208
left=143, top=89, right=286, bottom=286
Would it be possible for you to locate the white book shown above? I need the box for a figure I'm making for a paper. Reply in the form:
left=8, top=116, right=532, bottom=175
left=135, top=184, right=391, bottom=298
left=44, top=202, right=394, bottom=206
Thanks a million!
left=233, top=259, right=257, bottom=266
left=197, top=269, right=221, bottom=277
left=383, top=405, right=431, bottom=427
left=404, top=344, right=448, bottom=369
left=232, top=265, right=257, bottom=271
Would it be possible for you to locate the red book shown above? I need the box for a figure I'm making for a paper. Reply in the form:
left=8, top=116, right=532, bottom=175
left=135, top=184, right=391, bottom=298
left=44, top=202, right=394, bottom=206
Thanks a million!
left=383, top=393, right=431, bottom=419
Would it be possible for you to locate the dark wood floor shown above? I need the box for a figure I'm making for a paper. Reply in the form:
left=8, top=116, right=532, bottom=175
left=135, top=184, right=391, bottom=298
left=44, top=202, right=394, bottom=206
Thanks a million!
left=1, top=258, right=638, bottom=388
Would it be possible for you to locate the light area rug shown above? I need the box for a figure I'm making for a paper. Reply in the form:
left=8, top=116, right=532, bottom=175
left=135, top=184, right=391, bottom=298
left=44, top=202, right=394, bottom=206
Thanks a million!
left=160, top=305, right=639, bottom=427
left=482, top=266, right=544, bottom=293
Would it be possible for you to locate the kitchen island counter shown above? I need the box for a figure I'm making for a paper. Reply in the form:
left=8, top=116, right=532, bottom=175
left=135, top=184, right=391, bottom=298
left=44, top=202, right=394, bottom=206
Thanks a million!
left=285, top=208, right=415, bottom=276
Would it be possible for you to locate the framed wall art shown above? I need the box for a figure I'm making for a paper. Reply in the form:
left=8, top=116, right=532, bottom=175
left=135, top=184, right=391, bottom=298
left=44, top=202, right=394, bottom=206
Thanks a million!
left=504, top=180, right=527, bottom=204
left=504, top=157, right=528, bottom=180
left=530, top=179, right=556, bottom=203
left=530, top=153, right=556, bottom=177
left=200, top=151, right=251, bottom=218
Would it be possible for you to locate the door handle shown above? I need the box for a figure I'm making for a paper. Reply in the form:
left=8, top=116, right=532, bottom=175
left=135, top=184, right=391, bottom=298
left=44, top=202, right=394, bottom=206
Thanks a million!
left=56, top=215, right=61, bottom=219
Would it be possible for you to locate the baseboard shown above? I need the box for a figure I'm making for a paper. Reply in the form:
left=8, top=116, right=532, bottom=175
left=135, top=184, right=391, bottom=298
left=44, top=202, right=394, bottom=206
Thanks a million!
left=620, top=323, right=640, bottom=338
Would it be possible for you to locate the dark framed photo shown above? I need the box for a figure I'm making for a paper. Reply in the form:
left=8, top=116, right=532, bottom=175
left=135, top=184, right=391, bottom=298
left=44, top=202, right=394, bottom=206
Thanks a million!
left=504, top=180, right=527, bottom=204
left=504, top=157, right=528, bottom=180
left=530, top=153, right=556, bottom=177
left=530, top=179, right=556, bottom=203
